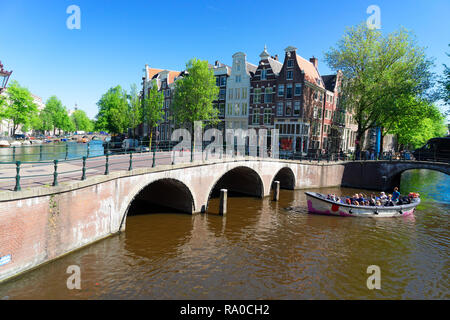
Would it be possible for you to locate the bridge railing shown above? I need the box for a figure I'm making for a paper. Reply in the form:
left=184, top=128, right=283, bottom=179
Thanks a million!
left=0, top=143, right=448, bottom=192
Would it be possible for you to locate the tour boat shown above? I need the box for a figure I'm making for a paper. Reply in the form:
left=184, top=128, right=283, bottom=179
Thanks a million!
left=305, top=191, right=420, bottom=218
left=0, top=140, right=10, bottom=148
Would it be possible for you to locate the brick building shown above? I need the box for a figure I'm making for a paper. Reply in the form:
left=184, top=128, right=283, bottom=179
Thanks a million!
left=249, top=46, right=283, bottom=147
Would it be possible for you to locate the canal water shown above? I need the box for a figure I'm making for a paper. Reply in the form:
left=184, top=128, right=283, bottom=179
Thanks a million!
left=0, top=169, right=448, bottom=299
left=0, top=141, right=105, bottom=163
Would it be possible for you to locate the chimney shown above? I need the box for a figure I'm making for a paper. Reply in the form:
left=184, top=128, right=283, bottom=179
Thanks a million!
left=215, top=60, right=219, bottom=67
left=310, top=56, right=318, bottom=69
left=274, top=54, right=278, bottom=61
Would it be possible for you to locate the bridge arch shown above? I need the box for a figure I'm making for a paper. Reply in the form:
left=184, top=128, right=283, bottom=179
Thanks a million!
left=206, top=166, right=264, bottom=212
left=388, top=164, right=450, bottom=192
left=271, top=167, right=296, bottom=190
left=119, top=178, right=195, bottom=229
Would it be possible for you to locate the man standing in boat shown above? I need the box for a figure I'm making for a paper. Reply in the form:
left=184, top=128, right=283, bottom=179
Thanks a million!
left=392, top=187, right=401, bottom=203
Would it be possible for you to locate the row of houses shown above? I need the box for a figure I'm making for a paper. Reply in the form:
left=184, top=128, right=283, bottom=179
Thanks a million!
left=139, top=46, right=359, bottom=155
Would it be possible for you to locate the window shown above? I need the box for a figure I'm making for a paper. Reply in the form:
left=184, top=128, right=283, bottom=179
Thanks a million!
left=265, top=87, right=273, bottom=103
left=219, top=88, right=225, bottom=100
left=227, top=103, right=232, bottom=115
left=220, top=76, right=226, bottom=86
left=235, top=88, right=240, bottom=99
left=254, top=88, right=262, bottom=103
left=314, top=91, right=318, bottom=100
left=234, top=103, right=240, bottom=116
left=263, top=108, right=271, bottom=125
left=219, top=103, right=225, bottom=116
left=295, top=83, right=302, bottom=96
left=287, top=59, right=294, bottom=68
left=277, top=102, right=283, bottom=116
left=261, top=69, right=267, bottom=80
left=236, top=75, right=241, bottom=83
left=242, top=103, right=247, bottom=115
left=229, top=89, right=233, bottom=100
left=320, top=92, right=323, bottom=102
left=278, top=85, right=284, bottom=96
left=252, top=109, right=260, bottom=124
left=286, top=101, right=292, bottom=116
left=216, top=77, right=220, bottom=86
left=236, top=63, right=240, bottom=71
left=286, top=71, right=293, bottom=80
left=242, top=88, right=247, bottom=99
left=294, top=101, right=301, bottom=116
left=286, top=84, right=293, bottom=99
left=313, top=106, right=318, bottom=118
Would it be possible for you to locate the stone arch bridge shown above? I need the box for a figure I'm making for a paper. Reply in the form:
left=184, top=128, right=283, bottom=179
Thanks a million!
left=0, top=157, right=448, bottom=282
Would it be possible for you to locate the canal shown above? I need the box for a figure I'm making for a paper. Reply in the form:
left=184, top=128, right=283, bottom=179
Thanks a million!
left=0, top=169, right=448, bottom=299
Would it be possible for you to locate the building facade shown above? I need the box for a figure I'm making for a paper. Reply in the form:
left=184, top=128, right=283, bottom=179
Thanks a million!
left=226, top=52, right=256, bottom=131
left=249, top=46, right=283, bottom=147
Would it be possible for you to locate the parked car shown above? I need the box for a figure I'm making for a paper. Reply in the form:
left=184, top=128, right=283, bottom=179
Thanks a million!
left=13, top=134, right=26, bottom=140
left=413, top=137, right=450, bottom=162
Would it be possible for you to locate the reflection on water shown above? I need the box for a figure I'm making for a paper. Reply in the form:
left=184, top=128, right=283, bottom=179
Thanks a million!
left=0, top=170, right=448, bottom=299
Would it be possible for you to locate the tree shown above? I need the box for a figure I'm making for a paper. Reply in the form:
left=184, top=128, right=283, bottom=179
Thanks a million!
left=95, top=85, right=129, bottom=135
left=43, top=96, right=71, bottom=135
left=325, top=23, right=434, bottom=154
left=0, top=81, right=38, bottom=136
left=71, top=109, right=93, bottom=132
left=171, top=58, right=219, bottom=152
left=127, top=84, right=142, bottom=138
left=388, top=96, right=447, bottom=149
left=438, top=44, right=450, bottom=113
left=141, top=81, right=164, bottom=149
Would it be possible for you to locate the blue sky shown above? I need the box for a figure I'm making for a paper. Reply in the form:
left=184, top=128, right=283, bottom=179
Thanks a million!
left=1, top=0, right=449, bottom=119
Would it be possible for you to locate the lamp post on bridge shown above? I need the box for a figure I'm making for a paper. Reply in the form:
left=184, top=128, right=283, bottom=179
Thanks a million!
left=0, top=61, right=12, bottom=93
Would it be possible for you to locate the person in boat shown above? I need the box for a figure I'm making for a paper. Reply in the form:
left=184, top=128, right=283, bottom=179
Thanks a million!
left=384, top=195, right=395, bottom=206
left=345, top=198, right=352, bottom=205
left=357, top=193, right=366, bottom=203
left=379, top=192, right=388, bottom=202
left=376, top=200, right=382, bottom=206
left=392, top=187, right=401, bottom=202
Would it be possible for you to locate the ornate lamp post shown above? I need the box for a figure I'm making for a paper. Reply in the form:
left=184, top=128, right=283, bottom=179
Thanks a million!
left=0, top=61, right=12, bottom=93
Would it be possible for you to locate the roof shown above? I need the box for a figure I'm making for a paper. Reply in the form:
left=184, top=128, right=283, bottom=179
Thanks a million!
left=146, top=66, right=164, bottom=80
left=149, top=68, right=181, bottom=85
left=267, top=57, right=283, bottom=75
left=246, top=62, right=257, bottom=75
left=322, top=75, right=337, bottom=92
left=296, top=55, right=324, bottom=88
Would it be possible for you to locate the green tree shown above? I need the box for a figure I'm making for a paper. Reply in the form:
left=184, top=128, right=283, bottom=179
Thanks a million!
left=438, top=44, right=450, bottom=113
left=71, top=109, right=93, bottom=132
left=43, top=96, right=70, bottom=135
left=127, top=84, right=142, bottom=138
left=95, top=86, right=129, bottom=135
left=325, top=23, right=434, bottom=153
left=0, top=81, right=38, bottom=135
left=142, top=81, right=164, bottom=149
left=388, top=97, right=447, bottom=149
left=171, top=58, right=219, bottom=151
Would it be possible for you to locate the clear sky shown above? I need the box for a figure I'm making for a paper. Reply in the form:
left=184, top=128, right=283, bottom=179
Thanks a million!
left=1, top=0, right=449, bottom=119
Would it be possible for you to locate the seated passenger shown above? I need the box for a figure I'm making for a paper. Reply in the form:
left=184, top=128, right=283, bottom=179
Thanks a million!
left=376, top=200, right=382, bottom=206
left=384, top=195, right=394, bottom=206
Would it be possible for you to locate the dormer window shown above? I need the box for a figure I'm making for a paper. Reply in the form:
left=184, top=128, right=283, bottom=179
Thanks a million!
left=287, top=59, right=294, bottom=68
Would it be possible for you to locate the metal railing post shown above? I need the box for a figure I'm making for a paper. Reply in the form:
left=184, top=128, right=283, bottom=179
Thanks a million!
left=104, top=154, right=109, bottom=175
left=53, top=160, right=59, bottom=187
left=152, top=149, right=156, bottom=167
left=12, top=146, right=16, bottom=162
left=65, top=143, right=69, bottom=160
left=87, top=142, right=90, bottom=158
left=81, top=156, right=86, bottom=180
left=128, top=152, right=133, bottom=171
left=14, top=161, right=21, bottom=192
left=39, top=144, right=43, bottom=161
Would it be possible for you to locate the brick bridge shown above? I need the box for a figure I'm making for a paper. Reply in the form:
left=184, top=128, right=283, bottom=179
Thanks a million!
left=0, top=157, right=448, bottom=282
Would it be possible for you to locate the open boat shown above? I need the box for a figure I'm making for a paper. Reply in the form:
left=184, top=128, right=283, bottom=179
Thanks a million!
left=305, top=191, right=420, bottom=218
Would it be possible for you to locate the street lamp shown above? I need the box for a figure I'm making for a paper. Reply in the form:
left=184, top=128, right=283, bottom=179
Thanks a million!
left=0, top=61, right=12, bottom=93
